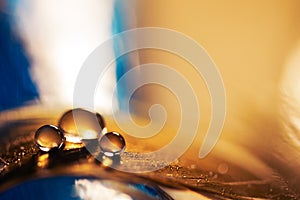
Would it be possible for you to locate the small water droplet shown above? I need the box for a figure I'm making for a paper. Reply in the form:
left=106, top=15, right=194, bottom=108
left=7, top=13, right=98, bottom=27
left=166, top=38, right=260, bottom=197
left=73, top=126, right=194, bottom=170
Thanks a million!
left=34, top=125, right=65, bottom=152
left=217, top=163, right=229, bottom=174
left=99, top=132, right=126, bottom=157
left=58, top=108, right=106, bottom=143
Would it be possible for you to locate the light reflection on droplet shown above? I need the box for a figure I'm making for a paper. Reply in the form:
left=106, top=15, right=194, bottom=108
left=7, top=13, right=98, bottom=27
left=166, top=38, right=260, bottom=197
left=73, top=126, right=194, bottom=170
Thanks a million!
left=34, top=125, right=65, bottom=152
left=99, top=132, right=126, bottom=157
left=64, top=141, right=85, bottom=150
left=96, top=113, right=107, bottom=134
left=58, top=108, right=106, bottom=143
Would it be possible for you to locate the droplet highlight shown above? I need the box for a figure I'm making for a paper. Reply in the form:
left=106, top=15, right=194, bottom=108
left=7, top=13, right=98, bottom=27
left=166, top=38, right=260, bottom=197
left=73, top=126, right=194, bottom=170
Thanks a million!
left=96, top=113, right=107, bottom=134
left=58, top=108, right=106, bottom=143
left=99, top=132, right=126, bottom=157
left=34, top=125, right=65, bottom=152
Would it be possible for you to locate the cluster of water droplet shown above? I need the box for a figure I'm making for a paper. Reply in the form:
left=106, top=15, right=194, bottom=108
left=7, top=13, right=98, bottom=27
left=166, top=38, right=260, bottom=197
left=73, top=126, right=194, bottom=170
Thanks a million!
left=34, top=108, right=126, bottom=164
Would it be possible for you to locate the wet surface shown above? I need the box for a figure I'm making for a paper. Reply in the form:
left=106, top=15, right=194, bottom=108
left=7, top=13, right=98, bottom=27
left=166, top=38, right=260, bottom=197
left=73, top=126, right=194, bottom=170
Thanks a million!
left=0, top=116, right=299, bottom=199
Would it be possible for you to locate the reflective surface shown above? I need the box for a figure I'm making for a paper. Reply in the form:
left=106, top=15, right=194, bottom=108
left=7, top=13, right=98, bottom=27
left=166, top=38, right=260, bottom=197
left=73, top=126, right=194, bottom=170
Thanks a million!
left=2, top=1, right=300, bottom=199
left=0, top=108, right=299, bottom=199
left=34, top=125, right=65, bottom=152
left=99, top=132, right=126, bottom=157
left=0, top=176, right=171, bottom=200
left=0, top=110, right=204, bottom=199
left=58, top=109, right=106, bottom=143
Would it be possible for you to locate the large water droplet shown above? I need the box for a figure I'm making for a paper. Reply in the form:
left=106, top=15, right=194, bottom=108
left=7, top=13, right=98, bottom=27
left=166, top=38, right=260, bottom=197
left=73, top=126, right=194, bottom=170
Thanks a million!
left=58, top=108, right=106, bottom=143
left=34, top=125, right=65, bottom=152
left=99, top=132, right=126, bottom=157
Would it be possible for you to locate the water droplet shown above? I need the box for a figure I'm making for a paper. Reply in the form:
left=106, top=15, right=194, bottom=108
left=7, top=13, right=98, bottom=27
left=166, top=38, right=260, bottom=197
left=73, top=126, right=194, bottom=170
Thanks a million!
left=34, top=125, right=65, bottom=152
left=99, top=132, right=126, bottom=157
left=58, top=108, right=106, bottom=143
left=217, top=163, right=229, bottom=174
